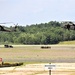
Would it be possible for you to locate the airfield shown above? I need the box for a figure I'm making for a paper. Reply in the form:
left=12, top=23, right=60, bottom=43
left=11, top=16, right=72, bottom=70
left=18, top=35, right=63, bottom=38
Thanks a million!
left=0, top=45, right=75, bottom=75
left=0, top=45, right=75, bottom=63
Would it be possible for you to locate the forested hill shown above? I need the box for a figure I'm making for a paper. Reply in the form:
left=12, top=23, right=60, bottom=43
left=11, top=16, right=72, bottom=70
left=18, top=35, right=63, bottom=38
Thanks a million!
left=0, top=21, right=75, bottom=45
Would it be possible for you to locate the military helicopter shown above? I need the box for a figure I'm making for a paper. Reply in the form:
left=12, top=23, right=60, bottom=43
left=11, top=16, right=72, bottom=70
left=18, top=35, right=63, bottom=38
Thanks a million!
left=62, top=21, right=75, bottom=30
left=0, top=22, right=18, bottom=32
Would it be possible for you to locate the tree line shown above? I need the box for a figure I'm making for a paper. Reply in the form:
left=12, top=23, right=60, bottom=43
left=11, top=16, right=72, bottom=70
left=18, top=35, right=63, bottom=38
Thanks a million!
left=0, top=21, right=75, bottom=44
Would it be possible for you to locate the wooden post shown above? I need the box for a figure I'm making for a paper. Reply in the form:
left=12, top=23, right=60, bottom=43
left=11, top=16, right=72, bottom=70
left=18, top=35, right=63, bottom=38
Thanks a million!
left=49, top=63, right=51, bottom=75
left=49, top=69, right=51, bottom=75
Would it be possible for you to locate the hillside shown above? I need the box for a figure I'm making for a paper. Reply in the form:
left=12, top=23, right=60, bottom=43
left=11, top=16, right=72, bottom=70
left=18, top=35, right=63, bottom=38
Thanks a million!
left=0, top=21, right=75, bottom=45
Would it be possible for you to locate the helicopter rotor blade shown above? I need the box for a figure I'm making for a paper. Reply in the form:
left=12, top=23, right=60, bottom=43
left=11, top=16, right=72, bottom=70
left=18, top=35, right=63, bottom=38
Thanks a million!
left=0, top=22, right=14, bottom=24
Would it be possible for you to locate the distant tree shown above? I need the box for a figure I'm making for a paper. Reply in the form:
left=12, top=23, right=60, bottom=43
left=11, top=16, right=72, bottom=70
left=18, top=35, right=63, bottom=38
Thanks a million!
left=0, top=21, right=75, bottom=44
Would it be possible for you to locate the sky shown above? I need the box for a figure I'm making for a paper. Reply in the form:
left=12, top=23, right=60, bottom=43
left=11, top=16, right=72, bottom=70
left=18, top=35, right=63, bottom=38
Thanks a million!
left=0, top=0, right=75, bottom=26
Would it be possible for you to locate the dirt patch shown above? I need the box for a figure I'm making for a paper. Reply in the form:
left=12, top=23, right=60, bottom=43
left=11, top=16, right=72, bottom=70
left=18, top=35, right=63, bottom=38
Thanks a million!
left=0, top=63, right=75, bottom=75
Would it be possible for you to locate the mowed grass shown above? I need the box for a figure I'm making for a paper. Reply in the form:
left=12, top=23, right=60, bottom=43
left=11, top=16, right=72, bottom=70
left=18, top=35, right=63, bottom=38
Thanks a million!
left=0, top=45, right=75, bottom=63
left=59, top=40, right=75, bottom=45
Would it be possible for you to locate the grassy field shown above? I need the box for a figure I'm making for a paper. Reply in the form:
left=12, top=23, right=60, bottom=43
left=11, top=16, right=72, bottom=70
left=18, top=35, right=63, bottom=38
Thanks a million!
left=0, top=45, right=75, bottom=63
left=59, top=40, right=75, bottom=45
left=0, top=45, right=75, bottom=75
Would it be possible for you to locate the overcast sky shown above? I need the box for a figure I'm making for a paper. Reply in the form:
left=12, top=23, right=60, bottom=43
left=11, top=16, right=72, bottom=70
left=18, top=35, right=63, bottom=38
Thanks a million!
left=0, top=0, right=75, bottom=26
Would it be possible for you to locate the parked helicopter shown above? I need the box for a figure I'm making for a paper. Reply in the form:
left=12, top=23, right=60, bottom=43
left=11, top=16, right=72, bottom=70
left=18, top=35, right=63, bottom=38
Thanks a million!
left=62, top=21, right=75, bottom=30
left=0, top=22, right=18, bottom=32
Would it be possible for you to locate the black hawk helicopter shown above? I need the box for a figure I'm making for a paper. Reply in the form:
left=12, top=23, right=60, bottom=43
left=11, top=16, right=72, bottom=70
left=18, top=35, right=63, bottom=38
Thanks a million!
left=62, top=21, right=75, bottom=30
left=0, top=22, right=18, bottom=32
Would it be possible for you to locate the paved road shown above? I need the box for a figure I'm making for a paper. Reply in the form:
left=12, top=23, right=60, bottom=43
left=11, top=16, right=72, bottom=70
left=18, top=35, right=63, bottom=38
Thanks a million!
left=2, top=58, right=75, bottom=63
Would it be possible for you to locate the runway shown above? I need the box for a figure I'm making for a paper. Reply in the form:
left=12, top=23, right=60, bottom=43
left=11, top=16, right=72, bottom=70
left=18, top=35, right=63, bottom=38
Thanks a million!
left=2, top=57, right=75, bottom=63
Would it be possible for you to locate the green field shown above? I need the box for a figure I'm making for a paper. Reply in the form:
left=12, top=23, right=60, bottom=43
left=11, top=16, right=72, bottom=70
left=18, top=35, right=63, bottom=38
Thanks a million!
left=59, top=41, right=75, bottom=45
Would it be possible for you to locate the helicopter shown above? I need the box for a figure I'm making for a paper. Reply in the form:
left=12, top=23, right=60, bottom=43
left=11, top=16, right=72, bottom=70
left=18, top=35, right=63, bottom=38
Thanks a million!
left=62, top=21, right=75, bottom=30
left=0, top=22, right=18, bottom=32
